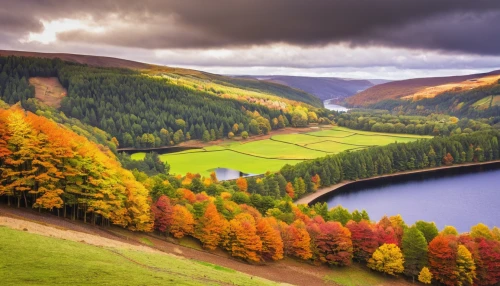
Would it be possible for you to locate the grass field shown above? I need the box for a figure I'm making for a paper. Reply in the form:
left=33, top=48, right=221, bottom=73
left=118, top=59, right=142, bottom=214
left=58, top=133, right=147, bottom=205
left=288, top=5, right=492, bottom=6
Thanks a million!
left=133, top=127, right=430, bottom=177
left=0, top=226, right=274, bottom=286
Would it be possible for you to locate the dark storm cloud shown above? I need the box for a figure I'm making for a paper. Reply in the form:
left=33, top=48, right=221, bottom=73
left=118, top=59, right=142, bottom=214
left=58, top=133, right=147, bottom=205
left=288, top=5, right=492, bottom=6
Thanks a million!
left=2, top=0, right=500, bottom=55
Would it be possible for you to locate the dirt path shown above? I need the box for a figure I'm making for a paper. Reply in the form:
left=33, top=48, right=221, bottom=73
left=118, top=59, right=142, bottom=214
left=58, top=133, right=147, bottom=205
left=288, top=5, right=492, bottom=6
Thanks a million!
left=295, top=160, right=500, bottom=205
left=0, top=215, right=159, bottom=253
left=0, top=205, right=413, bottom=286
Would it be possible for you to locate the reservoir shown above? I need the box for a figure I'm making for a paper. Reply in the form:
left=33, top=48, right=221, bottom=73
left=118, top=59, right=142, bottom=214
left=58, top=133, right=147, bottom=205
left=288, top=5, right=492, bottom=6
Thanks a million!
left=324, top=100, right=349, bottom=112
left=317, top=164, right=500, bottom=233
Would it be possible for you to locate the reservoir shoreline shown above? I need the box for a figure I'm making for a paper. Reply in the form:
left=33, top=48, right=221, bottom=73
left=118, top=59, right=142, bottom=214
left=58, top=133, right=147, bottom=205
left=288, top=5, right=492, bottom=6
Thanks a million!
left=295, top=160, right=500, bottom=206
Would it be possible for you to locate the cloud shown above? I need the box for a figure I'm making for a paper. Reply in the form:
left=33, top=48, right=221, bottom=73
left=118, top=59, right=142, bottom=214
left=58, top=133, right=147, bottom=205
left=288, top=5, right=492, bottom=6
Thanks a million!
left=2, top=0, right=500, bottom=55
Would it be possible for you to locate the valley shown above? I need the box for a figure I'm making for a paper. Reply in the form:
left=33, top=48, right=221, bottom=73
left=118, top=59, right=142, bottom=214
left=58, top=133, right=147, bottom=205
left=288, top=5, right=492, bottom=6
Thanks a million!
left=131, top=126, right=429, bottom=177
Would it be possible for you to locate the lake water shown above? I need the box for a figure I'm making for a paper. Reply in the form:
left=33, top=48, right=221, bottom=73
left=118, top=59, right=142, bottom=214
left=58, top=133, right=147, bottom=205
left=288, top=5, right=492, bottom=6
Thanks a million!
left=318, top=165, right=500, bottom=233
left=324, top=100, right=349, bottom=112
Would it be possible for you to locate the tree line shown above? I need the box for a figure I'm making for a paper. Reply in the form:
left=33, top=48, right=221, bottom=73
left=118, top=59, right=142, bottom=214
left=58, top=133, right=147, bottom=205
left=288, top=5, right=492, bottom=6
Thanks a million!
left=337, top=111, right=494, bottom=136
left=140, top=168, right=500, bottom=285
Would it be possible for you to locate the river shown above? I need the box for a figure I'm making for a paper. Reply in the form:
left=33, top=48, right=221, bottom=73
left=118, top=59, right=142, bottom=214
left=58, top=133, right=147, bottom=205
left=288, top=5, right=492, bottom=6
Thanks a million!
left=317, top=165, right=500, bottom=233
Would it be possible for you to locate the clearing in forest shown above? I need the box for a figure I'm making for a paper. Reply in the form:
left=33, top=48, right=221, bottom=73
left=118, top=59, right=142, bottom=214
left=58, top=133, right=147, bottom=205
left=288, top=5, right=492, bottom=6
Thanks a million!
left=133, top=127, right=430, bottom=177
left=29, top=77, right=67, bottom=108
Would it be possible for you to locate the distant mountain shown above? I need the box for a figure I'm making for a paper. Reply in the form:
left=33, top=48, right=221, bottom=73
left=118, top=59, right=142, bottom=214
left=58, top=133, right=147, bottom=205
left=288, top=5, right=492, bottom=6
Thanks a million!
left=346, top=70, right=500, bottom=107
left=235, top=75, right=389, bottom=101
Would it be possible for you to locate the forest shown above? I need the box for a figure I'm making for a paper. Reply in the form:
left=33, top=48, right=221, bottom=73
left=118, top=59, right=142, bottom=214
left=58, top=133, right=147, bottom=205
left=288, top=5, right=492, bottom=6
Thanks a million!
left=0, top=55, right=329, bottom=149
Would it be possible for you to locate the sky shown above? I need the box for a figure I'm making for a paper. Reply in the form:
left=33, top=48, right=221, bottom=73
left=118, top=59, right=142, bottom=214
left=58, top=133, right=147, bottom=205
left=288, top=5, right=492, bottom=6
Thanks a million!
left=1, top=0, right=500, bottom=80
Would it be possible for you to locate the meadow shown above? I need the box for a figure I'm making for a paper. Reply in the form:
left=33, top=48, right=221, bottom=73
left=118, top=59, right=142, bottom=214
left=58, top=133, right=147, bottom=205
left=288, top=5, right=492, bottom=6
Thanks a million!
left=0, top=226, right=274, bottom=286
left=132, top=127, right=431, bottom=177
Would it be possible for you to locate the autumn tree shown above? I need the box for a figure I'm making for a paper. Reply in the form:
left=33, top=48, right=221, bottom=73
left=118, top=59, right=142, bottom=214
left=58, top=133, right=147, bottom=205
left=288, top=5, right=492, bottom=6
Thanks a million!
left=223, top=213, right=262, bottom=262
left=170, top=205, right=194, bottom=238
left=441, top=225, right=459, bottom=236
left=402, top=226, right=428, bottom=281
left=475, top=238, right=500, bottom=285
left=314, top=221, right=353, bottom=266
left=236, top=177, right=248, bottom=193
left=346, top=220, right=378, bottom=262
left=443, top=152, right=454, bottom=166
left=367, top=244, right=405, bottom=276
left=428, top=235, right=458, bottom=285
left=285, top=182, right=294, bottom=199
left=418, top=267, right=433, bottom=284
left=196, top=203, right=227, bottom=250
left=256, top=217, right=284, bottom=261
left=281, top=219, right=312, bottom=260
left=456, top=244, right=476, bottom=286
left=470, top=223, right=493, bottom=240
left=151, top=195, right=173, bottom=233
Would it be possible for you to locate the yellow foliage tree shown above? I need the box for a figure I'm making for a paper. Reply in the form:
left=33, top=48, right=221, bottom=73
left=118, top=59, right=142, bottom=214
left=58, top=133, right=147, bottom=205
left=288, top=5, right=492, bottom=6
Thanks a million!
left=418, top=267, right=433, bottom=284
left=456, top=245, right=476, bottom=286
left=367, top=244, right=405, bottom=276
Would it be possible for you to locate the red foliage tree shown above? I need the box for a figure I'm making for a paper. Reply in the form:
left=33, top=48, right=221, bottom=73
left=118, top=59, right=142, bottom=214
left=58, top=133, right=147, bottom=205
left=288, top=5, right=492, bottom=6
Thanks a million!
left=475, top=238, right=500, bottom=285
left=151, top=195, right=173, bottom=233
left=314, top=221, right=353, bottom=266
left=428, top=235, right=458, bottom=286
left=346, top=220, right=378, bottom=262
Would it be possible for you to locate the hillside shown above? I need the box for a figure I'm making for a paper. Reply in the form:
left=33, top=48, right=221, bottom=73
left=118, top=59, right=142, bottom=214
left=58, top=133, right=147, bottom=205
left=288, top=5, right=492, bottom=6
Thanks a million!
left=238, top=75, right=379, bottom=101
left=346, top=70, right=500, bottom=106
left=0, top=55, right=332, bottom=150
left=0, top=50, right=322, bottom=108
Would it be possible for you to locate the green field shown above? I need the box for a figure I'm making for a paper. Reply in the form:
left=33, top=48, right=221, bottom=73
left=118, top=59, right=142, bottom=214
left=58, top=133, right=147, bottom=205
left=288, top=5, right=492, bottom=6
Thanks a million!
left=0, top=226, right=274, bottom=286
left=133, top=127, right=430, bottom=177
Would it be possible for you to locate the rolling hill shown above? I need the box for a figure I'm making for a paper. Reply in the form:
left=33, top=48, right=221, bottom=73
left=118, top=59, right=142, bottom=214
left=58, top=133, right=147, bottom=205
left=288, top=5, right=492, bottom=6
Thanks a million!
left=237, top=75, right=384, bottom=101
left=0, top=50, right=322, bottom=108
left=346, top=69, right=500, bottom=107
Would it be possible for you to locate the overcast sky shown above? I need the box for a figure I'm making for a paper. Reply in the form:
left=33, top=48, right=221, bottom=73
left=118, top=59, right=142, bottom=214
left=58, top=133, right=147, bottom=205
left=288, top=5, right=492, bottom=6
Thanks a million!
left=1, top=0, right=500, bottom=80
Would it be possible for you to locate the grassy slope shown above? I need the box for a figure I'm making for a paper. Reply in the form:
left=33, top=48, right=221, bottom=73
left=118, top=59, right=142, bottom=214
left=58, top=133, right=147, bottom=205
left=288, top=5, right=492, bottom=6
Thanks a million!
left=0, top=226, right=274, bottom=286
left=144, top=127, right=429, bottom=177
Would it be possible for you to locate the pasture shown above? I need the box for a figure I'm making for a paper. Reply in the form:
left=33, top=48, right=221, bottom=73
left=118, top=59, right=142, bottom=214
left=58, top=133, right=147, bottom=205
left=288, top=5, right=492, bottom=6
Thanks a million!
left=133, top=127, right=431, bottom=177
left=0, top=226, right=274, bottom=286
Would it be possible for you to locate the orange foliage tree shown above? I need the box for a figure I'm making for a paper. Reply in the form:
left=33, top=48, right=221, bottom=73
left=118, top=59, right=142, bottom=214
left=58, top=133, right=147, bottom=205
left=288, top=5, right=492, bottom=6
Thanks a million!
left=236, top=177, right=248, bottom=192
left=256, top=217, right=284, bottom=261
left=285, top=182, right=295, bottom=199
left=281, top=219, right=312, bottom=260
left=223, top=213, right=262, bottom=262
left=170, top=205, right=195, bottom=238
left=196, top=203, right=228, bottom=250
